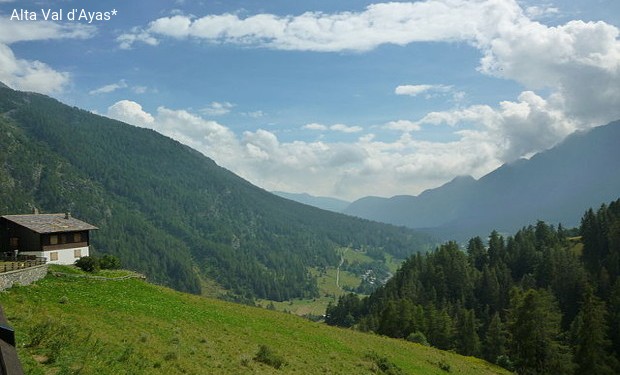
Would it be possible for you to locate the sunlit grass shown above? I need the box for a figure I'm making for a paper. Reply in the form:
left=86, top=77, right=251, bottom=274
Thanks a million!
left=0, top=271, right=510, bottom=374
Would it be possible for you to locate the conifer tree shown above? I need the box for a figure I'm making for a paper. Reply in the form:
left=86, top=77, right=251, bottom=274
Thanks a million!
left=467, top=236, right=487, bottom=271
left=488, top=230, right=505, bottom=266
left=608, top=280, right=620, bottom=362
left=484, top=312, right=506, bottom=364
left=571, top=286, right=616, bottom=375
left=455, top=308, right=480, bottom=356
left=581, top=207, right=604, bottom=273
left=508, top=289, right=573, bottom=375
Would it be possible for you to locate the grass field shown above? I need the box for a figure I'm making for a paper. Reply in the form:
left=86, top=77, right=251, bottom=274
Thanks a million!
left=0, top=266, right=510, bottom=375
left=258, top=248, right=404, bottom=317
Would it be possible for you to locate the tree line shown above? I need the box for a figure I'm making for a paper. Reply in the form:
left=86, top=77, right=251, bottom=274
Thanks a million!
left=326, top=199, right=620, bottom=375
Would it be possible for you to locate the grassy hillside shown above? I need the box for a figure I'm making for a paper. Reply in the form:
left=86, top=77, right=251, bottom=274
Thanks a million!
left=0, top=266, right=509, bottom=375
left=0, top=84, right=433, bottom=300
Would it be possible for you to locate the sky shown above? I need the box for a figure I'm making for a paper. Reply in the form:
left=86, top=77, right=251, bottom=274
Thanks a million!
left=1, top=0, right=619, bottom=201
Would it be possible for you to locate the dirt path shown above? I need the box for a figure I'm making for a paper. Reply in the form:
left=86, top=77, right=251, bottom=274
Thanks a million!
left=335, top=249, right=347, bottom=290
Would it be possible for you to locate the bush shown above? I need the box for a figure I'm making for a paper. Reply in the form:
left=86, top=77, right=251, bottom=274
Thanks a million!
left=406, top=331, right=429, bottom=346
left=253, top=344, right=286, bottom=369
left=437, top=360, right=451, bottom=373
left=495, top=355, right=514, bottom=371
left=99, top=254, right=121, bottom=270
left=365, top=352, right=404, bottom=375
left=75, top=256, right=99, bottom=272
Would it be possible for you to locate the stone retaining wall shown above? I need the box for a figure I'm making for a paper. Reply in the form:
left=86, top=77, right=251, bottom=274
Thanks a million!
left=0, top=265, right=48, bottom=291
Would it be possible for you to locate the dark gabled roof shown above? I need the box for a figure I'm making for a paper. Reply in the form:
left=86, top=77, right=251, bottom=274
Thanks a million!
left=1, top=214, right=97, bottom=234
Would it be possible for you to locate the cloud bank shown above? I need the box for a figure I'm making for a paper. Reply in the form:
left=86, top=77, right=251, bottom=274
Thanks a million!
left=104, top=89, right=578, bottom=201
left=110, top=0, right=620, bottom=199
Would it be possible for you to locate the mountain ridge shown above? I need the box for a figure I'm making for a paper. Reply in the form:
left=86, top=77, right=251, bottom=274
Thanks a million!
left=345, top=121, right=620, bottom=239
left=272, top=191, right=350, bottom=212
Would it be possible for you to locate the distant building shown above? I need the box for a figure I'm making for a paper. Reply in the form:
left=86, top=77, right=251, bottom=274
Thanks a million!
left=0, top=213, right=97, bottom=265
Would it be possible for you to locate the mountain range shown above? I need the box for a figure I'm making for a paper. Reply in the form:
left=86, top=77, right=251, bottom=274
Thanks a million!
left=272, top=191, right=350, bottom=212
left=0, top=84, right=432, bottom=299
left=344, top=120, right=620, bottom=239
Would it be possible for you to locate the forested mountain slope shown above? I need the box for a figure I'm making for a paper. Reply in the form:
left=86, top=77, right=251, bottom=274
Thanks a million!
left=345, top=121, right=620, bottom=240
left=0, top=85, right=432, bottom=299
left=328, top=199, right=620, bottom=375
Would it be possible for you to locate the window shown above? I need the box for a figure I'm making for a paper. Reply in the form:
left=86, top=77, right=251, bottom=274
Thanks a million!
left=73, top=233, right=82, bottom=243
left=50, top=235, right=58, bottom=245
left=74, top=249, right=82, bottom=258
left=50, top=252, right=58, bottom=261
left=9, top=237, right=19, bottom=248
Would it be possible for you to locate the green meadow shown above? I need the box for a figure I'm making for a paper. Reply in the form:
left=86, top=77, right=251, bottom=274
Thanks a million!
left=258, top=248, right=404, bottom=317
left=0, top=266, right=509, bottom=375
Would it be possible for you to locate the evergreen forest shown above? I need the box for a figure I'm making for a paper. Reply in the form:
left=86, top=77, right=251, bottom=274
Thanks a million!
left=326, top=199, right=620, bottom=375
left=0, top=85, right=432, bottom=301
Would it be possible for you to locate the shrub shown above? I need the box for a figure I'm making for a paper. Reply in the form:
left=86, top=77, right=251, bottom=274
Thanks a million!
left=437, top=360, right=451, bottom=373
left=99, top=254, right=122, bottom=270
left=406, top=331, right=429, bottom=346
left=253, top=344, right=286, bottom=369
left=496, top=355, right=515, bottom=371
left=75, top=256, right=99, bottom=272
left=365, top=352, right=404, bottom=375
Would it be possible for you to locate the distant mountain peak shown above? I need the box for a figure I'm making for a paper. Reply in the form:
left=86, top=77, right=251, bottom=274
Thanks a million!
left=451, top=175, right=476, bottom=183
left=346, top=120, right=620, bottom=240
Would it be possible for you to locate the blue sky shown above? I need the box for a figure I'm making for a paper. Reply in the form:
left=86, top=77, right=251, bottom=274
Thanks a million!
left=1, top=0, right=619, bottom=200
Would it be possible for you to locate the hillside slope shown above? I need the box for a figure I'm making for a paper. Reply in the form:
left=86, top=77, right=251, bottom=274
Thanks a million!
left=0, top=85, right=432, bottom=299
left=345, top=175, right=477, bottom=228
left=273, top=191, right=350, bottom=212
left=0, top=268, right=510, bottom=375
left=345, top=121, right=620, bottom=239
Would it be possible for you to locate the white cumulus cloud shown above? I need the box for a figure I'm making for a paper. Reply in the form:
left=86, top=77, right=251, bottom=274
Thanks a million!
left=89, top=80, right=128, bottom=95
left=0, top=43, right=69, bottom=94
left=395, top=84, right=453, bottom=97
left=303, top=123, right=363, bottom=133
left=0, top=19, right=95, bottom=94
left=200, top=101, right=235, bottom=116
left=107, top=100, right=155, bottom=127
left=100, top=100, right=508, bottom=200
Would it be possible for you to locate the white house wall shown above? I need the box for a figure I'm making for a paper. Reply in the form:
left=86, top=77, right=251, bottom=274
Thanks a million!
left=21, top=246, right=89, bottom=265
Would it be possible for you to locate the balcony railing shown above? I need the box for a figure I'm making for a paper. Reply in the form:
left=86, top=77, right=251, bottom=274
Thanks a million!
left=0, top=256, right=46, bottom=274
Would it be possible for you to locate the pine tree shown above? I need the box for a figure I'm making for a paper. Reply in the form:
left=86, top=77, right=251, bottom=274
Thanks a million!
left=488, top=230, right=505, bottom=266
left=378, top=300, right=404, bottom=338
left=571, top=286, right=616, bottom=375
left=479, top=265, right=500, bottom=313
left=508, top=289, right=573, bottom=375
left=608, top=280, right=620, bottom=362
left=426, top=304, right=455, bottom=350
left=484, top=312, right=506, bottom=364
left=467, top=236, right=487, bottom=271
left=455, top=308, right=480, bottom=356
left=581, top=207, right=605, bottom=273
